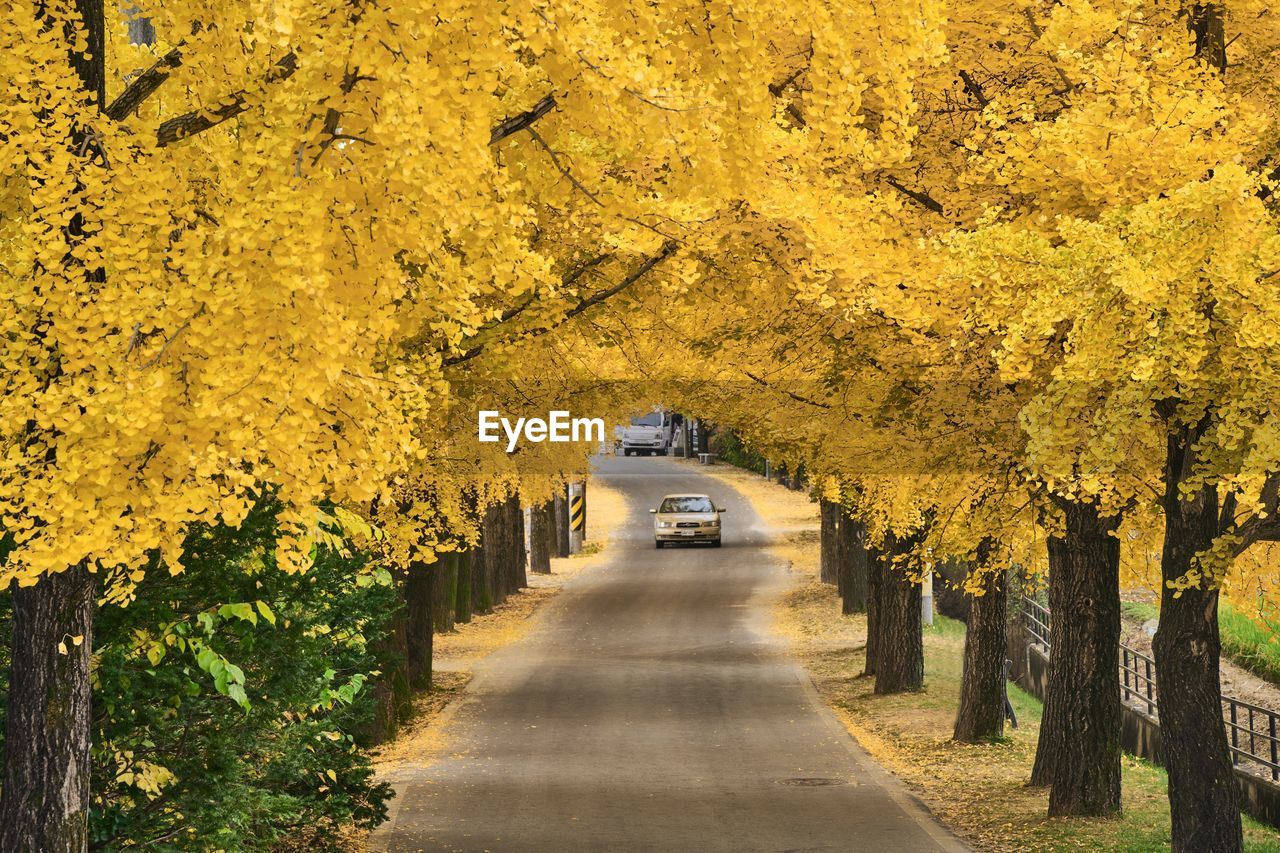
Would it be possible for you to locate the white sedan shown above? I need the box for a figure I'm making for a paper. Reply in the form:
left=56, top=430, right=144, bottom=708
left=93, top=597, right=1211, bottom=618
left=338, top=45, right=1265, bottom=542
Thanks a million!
left=651, top=493, right=724, bottom=548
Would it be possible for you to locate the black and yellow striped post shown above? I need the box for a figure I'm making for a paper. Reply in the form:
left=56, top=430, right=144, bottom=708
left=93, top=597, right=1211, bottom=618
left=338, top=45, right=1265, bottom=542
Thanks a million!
left=568, top=485, right=585, bottom=554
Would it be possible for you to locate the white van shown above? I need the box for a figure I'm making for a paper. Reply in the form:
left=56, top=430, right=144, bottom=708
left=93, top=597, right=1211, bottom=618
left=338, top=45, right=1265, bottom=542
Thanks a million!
left=617, top=410, right=673, bottom=456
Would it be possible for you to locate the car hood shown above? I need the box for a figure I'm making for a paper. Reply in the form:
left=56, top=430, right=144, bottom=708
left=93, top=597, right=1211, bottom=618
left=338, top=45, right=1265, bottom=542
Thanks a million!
left=656, top=513, right=718, bottom=523
left=624, top=426, right=663, bottom=438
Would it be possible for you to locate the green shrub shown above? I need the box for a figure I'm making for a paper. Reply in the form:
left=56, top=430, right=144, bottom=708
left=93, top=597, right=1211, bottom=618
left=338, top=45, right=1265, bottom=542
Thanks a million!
left=710, top=430, right=768, bottom=474
left=1, top=501, right=395, bottom=850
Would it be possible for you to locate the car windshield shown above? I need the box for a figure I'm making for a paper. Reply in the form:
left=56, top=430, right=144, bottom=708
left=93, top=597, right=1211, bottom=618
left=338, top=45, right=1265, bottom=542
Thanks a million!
left=659, top=497, right=715, bottom=513
left=631, top=412, right=664, bottom=427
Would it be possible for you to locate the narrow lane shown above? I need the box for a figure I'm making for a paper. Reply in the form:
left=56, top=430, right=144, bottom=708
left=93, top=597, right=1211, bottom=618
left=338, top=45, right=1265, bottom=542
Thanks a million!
left=374, top=455, right=965, bottom=852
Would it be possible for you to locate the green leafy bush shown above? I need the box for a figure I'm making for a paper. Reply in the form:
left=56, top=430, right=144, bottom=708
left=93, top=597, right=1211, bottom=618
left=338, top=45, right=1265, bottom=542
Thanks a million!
left=710, top=430, right=768, bottom=474
left=2, top=501, right=396, bottom=850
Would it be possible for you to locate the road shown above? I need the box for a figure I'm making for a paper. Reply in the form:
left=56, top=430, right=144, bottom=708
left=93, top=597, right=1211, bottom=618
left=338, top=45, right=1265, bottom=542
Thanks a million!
left=373, top=455, right=965, bottom=852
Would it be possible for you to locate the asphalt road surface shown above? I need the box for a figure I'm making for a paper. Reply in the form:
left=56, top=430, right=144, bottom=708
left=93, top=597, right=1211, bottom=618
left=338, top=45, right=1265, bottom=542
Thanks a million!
left=373, top=455, right=966, bottom=852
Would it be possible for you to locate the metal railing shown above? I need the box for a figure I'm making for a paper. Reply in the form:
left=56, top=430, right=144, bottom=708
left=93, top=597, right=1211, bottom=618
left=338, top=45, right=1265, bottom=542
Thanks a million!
left=1120, top=646, right=1158, bottom=717
left=1022, top=596, right=1280, bottom=782
left=1022, top=597, right=1051, bottom=650
left=1224, top=696, right=1280, bottom=781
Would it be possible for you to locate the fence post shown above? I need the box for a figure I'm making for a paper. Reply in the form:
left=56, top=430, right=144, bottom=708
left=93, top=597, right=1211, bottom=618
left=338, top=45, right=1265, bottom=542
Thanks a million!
left=1231, top=703, right=1239, bottom=765
left=1270, top=715, right=1277, bottom=781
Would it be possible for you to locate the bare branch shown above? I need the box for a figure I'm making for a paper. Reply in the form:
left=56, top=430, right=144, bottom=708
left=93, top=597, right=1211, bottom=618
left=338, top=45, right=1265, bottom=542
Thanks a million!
left=527, top=127, right=602, bottom=205
left=957, top=70, right=990, bottom=109
left=1023, top=8, right=1075, bottom=93
left=489, top=94, right=557, bottom=146
left=443, top=242, right=678, bottom=368
left=742, top=370, right=831, bottom=409
left=106, top=48, right=183, bottom=121
left=1231, top=473, right=1280, bottom=553
left=561, top=240, right=678, bottom=322
left=156, top=52, right=299, bottom=147
left=886, top=176, right=944, bottom=215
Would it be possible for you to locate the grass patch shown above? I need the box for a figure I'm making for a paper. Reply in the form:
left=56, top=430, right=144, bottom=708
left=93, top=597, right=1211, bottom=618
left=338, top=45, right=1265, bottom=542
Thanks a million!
left=1122, top=597, right=1280, bottom=686
left=1121, top=600, right=1159, bottom=624
left=926, top=613, right=968, bottom=640
left=1220, top=604, right=1280, bottom=685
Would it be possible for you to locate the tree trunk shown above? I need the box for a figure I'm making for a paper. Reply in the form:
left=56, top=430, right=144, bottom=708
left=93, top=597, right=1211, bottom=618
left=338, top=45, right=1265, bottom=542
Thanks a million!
left=1, top=3, right=105, bottom=848
left=954, top=551, right=1008, bottom=742
left=872, top=534, right=924, bottom=694
left=530, top=500, right=553, bottom=574
left=554, top=489, right=570, bottom=558
left=838, top=514, right=869, bottom=614
left=482, top=502, right=506, bottom=608
left=454, top=547, right=474, bottom=623
left=0, top=565, right=95, bottom=852
left=432, top=553, right=457, bottom=634
left=1153, top=425, right=1242, bottom=852
left=472, top=522, right=493, bottom=614
left=508, top=497, right=527, bottom=591
left=864, top=541, right=883, bottom=677
left=1029, top=498, right=1121, bottom=817
left=366, top=597, right=411, bottom=745
left=404, top=561, right=434, bottom=690
left=819, top=500, right=839, bottom=585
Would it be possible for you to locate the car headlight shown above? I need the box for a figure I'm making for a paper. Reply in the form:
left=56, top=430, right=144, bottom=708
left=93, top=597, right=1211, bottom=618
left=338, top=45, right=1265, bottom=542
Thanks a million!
left=658, top=521, right=674, bottom=528
left=708, top=519, right=720, bottom=527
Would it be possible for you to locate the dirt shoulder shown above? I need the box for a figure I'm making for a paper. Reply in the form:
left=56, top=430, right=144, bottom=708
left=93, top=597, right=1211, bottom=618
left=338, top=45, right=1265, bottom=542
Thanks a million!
left=692, top=460, right=1280, bottom=852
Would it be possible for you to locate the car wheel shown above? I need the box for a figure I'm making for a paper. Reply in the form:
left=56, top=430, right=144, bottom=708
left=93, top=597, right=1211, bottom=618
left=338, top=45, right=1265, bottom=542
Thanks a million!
left=712, top=539, right=722, bottom=548
left=623, top=448, right=632, bottom=456
left=655, top=540, right=664, bottom=549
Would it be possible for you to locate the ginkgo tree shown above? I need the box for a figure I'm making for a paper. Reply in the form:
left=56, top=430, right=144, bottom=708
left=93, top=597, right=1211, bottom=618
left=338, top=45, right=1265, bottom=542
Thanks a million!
left=10, top=0, right=1280, bottom=850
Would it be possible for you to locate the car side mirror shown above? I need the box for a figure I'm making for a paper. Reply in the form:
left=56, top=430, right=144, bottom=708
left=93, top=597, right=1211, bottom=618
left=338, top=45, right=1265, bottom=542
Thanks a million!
left=717, top=508, right=727, bottom=513
left=649, top=508, right=657, bottom=513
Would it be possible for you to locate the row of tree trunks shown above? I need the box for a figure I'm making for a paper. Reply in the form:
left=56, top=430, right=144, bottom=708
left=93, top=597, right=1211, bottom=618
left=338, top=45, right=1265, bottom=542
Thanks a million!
left=838, top=513, right=869, bottom=615
left=530, top=500, right=554, bottom=574
left=400, top=495, right=531, bottom=697
left=1030, top=497, right=1122, bottom=817
left=819, top=499, right=840, bottom=585
left=953, top=541, right=1008, bottom=743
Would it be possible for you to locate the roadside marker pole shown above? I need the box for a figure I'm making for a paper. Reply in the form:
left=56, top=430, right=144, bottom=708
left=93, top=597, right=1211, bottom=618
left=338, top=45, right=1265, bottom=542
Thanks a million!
left=569, top=484, right=585, bottom=554
left=921, top=571, right=934, bottom=626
